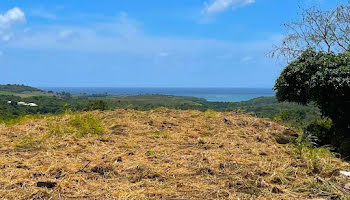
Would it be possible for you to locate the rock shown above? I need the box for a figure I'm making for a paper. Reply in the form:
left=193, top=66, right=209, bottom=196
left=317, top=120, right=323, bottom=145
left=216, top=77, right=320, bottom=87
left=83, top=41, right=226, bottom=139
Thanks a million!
left=37, top=181, right=57, bottom=189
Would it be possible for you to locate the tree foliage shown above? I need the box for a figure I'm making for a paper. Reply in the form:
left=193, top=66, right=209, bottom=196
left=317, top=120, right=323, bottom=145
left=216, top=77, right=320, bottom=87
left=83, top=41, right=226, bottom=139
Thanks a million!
left=274, top=49, right=350, bottom=148
left=0, top=84, right=43, bottom=93
left=84, top=100, right=109, bottom=111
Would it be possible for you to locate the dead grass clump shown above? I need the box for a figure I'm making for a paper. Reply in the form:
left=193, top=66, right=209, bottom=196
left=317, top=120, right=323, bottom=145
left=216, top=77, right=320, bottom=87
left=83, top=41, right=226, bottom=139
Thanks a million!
left=150, top=131, right=171, bottom=139
left=128, top=166, right=165, bottom=183
left=196, top=167, right=215, bottom=176
left=110, top=124, right=127, bottom=135
left=91, top=165, right=116, bottom=178
left=236, top=184, right=261, bottom=196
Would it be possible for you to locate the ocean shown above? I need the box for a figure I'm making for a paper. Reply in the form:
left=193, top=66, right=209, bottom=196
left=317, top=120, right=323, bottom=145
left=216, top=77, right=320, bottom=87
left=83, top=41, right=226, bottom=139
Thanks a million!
left=40, top=87, right=275, bottom=102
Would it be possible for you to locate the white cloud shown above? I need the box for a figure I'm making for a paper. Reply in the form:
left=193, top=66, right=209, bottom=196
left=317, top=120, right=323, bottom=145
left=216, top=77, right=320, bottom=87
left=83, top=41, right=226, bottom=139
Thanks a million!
left=203, top=0, right=255, bottom=14
left=4, top=13, right=274, bottom=66
left=0, top=7, right=25, bottom=42
left=240, top=56, right=253, bottom=63
left=0, top=7, right=25, bottom=29
left=58, top=30, right=80, bottom=40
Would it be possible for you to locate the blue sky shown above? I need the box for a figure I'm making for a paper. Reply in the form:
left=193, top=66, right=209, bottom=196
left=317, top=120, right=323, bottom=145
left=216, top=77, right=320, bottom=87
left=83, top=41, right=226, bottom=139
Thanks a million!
left=0, top=0, right=345, bottom=87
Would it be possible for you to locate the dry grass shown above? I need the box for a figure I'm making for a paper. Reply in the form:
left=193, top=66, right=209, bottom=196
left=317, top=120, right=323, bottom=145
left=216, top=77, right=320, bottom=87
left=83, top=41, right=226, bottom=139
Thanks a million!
left=0, top=108, right=349, bottom=200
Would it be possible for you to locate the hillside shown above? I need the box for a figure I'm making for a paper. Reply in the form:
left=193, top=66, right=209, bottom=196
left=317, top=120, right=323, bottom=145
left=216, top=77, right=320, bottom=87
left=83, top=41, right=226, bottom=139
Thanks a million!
left=0, top=109, right=348, bottom=199
left=0, top=84, right=49, bottom=97
left=0, top=84, right=43, bottom=93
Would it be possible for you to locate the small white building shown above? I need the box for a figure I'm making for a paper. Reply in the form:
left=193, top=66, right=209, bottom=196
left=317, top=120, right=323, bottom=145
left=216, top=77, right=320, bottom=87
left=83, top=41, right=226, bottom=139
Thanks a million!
left=16, top=101, right=38, bottom=106
left=18, top=102, right=28, bottom=106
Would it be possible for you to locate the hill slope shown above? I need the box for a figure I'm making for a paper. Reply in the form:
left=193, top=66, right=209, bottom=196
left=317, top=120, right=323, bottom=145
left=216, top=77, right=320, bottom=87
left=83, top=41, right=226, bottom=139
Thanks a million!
left=0, top=84, right=43, bottom=93
left=0, top=84, right=49, bottom=97
left=0, top=109, right=348, bottom=199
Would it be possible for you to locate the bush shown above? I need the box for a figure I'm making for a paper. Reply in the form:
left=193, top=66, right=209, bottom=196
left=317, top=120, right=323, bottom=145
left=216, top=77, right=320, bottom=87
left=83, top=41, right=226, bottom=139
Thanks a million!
left=304, top=119, right=334, bottom=148
left=274, top=49, right=350, bottom=157
left=292, top=136, right=336, bottom=174
left=204, top=109, right=217, bottom=119
left=48, top=113, right=104, bottom=138
left=85, top=100, right=108, bottom=111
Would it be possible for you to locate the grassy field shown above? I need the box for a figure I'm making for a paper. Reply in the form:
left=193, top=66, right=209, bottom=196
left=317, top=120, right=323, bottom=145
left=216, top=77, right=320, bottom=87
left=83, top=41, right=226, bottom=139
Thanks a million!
left=0, top=109, right=348, bottom=199
left=0, top=91, right=54, bottom=98
left=0, top=91, right=15, bottom=96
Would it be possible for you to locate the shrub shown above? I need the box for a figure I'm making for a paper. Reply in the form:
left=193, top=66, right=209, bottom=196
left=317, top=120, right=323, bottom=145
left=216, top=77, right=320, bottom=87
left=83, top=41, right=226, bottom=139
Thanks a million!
left=204, top=109, right=217, bottom=119
left=292, top=136, right=336, bottom=174
left=85, top=100, right=108, bottom=111
left=69, top=114, right=104, bottom=137
left=304, top=119, right=334, bottom=147
left=47, top=113, right=104, bottom=138
left=274, top=49, right=350, bottom=157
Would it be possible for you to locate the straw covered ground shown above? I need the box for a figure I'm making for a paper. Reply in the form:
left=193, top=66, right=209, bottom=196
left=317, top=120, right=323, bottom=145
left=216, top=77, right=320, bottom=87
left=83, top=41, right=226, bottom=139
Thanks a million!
left=0, top=108, right=349, bottom=199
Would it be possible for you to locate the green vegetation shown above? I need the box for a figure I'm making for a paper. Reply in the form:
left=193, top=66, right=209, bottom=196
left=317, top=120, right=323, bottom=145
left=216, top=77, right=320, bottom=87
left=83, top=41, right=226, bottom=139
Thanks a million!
left=274, top=49, right=350, bottom=157
left=84, top=100, right=109, bottom=111
left=271, top=2, right=350, bottom=159
left=47, top=113, right=104, bottom=138
left=1, top=90, right=320, bottom=129
left=0, top=84, right=43, bottom=93
left=0, top=84, right=321, bottom=131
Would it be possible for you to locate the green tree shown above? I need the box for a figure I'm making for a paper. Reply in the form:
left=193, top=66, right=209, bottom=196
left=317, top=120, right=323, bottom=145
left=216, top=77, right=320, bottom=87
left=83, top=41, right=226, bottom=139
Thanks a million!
left=85, top=100, right=108, bottom=111
left=274, top=49, right=350, bottom=155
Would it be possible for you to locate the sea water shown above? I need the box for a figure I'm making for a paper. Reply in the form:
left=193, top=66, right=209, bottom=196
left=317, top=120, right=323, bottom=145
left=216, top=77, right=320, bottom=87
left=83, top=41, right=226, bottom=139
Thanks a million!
left=40, top=87, right=274, bottom=102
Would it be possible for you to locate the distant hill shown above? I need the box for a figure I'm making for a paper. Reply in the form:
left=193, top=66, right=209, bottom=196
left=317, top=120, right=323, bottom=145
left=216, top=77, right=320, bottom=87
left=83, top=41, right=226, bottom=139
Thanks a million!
left=0, top=84, right=43, bottom=93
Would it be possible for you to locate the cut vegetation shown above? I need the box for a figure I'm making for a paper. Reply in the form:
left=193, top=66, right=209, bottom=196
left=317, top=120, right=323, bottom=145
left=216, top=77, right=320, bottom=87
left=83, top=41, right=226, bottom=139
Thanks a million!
left=0, top=109, right=348, bottom=199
